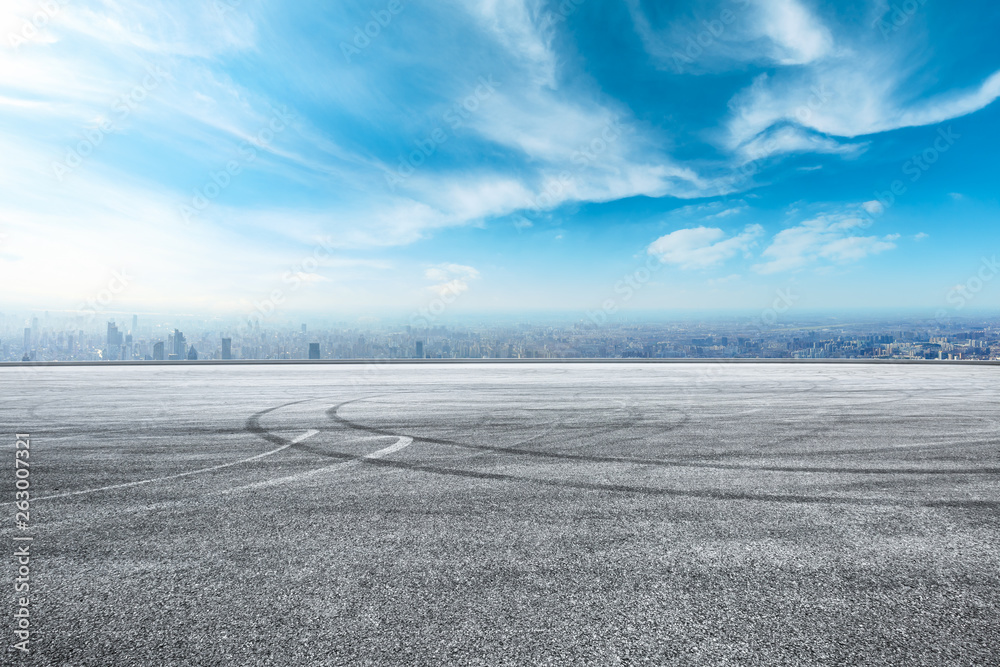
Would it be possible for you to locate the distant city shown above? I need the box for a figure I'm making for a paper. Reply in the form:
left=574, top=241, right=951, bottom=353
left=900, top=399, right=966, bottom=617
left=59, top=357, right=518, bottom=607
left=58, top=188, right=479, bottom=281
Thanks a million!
left=3, top=311, right=1000, bottom=362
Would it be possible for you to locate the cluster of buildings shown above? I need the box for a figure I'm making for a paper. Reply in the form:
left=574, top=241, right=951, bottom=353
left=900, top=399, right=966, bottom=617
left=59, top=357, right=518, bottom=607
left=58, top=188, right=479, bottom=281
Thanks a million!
left=3, top=314, right=999, bottom=363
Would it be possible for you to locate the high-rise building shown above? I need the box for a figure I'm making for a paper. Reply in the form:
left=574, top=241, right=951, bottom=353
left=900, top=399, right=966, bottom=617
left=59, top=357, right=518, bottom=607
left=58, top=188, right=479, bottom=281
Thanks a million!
left=152, top=342, right=165, bottom=361
left=172, top=329, right=186, bottom=358
left=415, top=340, right=424, bottom=358
left=187, top=346, right=198, bottom=361
left=131, top=315, right=138, bottom=333
left=308, top=343, right=320, bottom=359
left=23, top=327, right=30, bottom=352
left=106, top=321, right=124, bottom=361
left=301, top=323, right=307, bottom=333
left=221, top=337, right=232, bottom=360
left=107, top=321, right=123, bottom=347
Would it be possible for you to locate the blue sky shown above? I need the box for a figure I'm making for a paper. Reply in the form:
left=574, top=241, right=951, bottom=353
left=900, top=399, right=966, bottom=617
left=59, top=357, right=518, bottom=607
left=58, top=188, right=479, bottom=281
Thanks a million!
left=2, top=0, right=1000, bottom=321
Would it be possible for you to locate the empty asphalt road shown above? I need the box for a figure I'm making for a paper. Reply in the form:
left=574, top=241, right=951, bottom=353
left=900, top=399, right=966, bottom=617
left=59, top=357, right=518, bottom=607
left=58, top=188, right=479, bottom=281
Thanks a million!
left=1, top=363, right=998, bottom=665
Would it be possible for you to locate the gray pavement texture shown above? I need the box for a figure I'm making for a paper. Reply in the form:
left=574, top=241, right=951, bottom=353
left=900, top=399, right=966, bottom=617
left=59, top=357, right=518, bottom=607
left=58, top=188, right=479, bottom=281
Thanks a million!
left=0, top=363, right=998, bottom=666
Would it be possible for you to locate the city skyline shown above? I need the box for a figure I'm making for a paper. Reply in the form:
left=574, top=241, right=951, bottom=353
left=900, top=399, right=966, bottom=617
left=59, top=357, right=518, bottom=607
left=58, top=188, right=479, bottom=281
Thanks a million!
left=7, top=309, right=1000, bottom=363
left=2, top=1, right=1000, bottom=317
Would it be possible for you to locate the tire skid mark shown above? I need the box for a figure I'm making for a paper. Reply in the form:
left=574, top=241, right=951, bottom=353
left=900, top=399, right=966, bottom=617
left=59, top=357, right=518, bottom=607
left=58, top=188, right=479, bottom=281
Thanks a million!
left=28, top=429, right=319, bottom=503
left=682, top=437, right=1000, bottom=460
left=212, top=435, right=413, bottom=496
left=327, top=399, right=1000, bottom=476
left=23, top=398, right=321, bottom=505
left=318, top=399, right=1000, bottom=508
left=245, top=398, right=316, bottom=446
left=25, top=435, right=414, bottom=530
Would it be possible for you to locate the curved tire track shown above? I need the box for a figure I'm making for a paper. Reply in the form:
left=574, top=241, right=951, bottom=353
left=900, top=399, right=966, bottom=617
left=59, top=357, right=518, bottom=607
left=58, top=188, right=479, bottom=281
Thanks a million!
left=312, top=398, right=1000, bottom=509
left=327, top=398, right=1000, bottom=476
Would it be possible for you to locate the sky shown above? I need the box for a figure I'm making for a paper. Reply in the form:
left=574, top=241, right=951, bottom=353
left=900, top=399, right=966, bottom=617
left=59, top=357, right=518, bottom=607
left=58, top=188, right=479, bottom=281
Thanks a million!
left=2, top=0, right=1000, bottom=323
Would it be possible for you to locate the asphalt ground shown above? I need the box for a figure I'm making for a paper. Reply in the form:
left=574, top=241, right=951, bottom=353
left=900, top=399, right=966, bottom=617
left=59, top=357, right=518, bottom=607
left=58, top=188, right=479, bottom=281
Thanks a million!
left=1, top=363, right=998, bottom=665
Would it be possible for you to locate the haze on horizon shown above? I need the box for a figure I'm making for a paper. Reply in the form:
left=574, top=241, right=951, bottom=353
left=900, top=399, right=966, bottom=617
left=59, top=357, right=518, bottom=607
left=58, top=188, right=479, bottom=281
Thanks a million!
left=2, top=0, right=1000, bottom=319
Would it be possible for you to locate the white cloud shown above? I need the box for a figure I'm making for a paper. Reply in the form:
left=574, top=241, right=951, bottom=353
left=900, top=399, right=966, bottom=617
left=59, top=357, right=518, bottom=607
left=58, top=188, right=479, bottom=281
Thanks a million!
left=753, top=214, right=897, bottom=273
left=914, top=232, right=929, bottom=241
left=424, top=263, right=480, bottom=297
left=751, top=0, right=833, bottom=65
left=287, top=272, right=329, bottom=284
left=627, top=0, right=832, bottom=71
left=450, top=0, right=712, bottom=211
left=669, top=200, right=748, bottom=219
left=736, top=125, right=866, bottom=163
left=819, top=235, right=897, bottom=262
left=627, top=0, right=1000, bottom=181
left=648, top=224, right=764, bottom=269
left=708, top=273, right=742, bottom=285
left=705, top=205, right=747, bottom=219
left=894, top=71, right=1000, bottom=131
left=861, top=200, right=884, bottom=215
left=466, top=0, right=558, bottom=88
left=725, top=58, right=1000, bottom=151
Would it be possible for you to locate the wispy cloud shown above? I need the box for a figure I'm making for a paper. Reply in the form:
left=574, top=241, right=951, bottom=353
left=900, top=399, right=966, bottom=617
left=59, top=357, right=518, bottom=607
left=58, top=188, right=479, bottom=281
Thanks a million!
left=2, top=0, right=999, bottom=312
left=424, top=263, right=480, bottom=297
left=752, top=0, right=833, bottom=65
left=753, top=214, right=898, bottom=274
left=648, top=224, right=763, bottom=269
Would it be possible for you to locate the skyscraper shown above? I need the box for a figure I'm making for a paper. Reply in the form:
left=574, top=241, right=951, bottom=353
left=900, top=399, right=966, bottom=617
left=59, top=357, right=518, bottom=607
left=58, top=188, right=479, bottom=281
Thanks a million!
left=107, top=321, right=123, bottom=347
left=221, top=337, right=232, bottom=360
left=152, top=342, right=164, bottom=361
left=131, top=314, right=137, bottom=333
left=23, top=327, right=30, bottom=352
left=416, top=340, right=424, bottom=358
left=172, top=329, right=186, bottom=358
left=106, top=321, right=124, bottom=361
left=308, top=343, right=320, bottom=360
